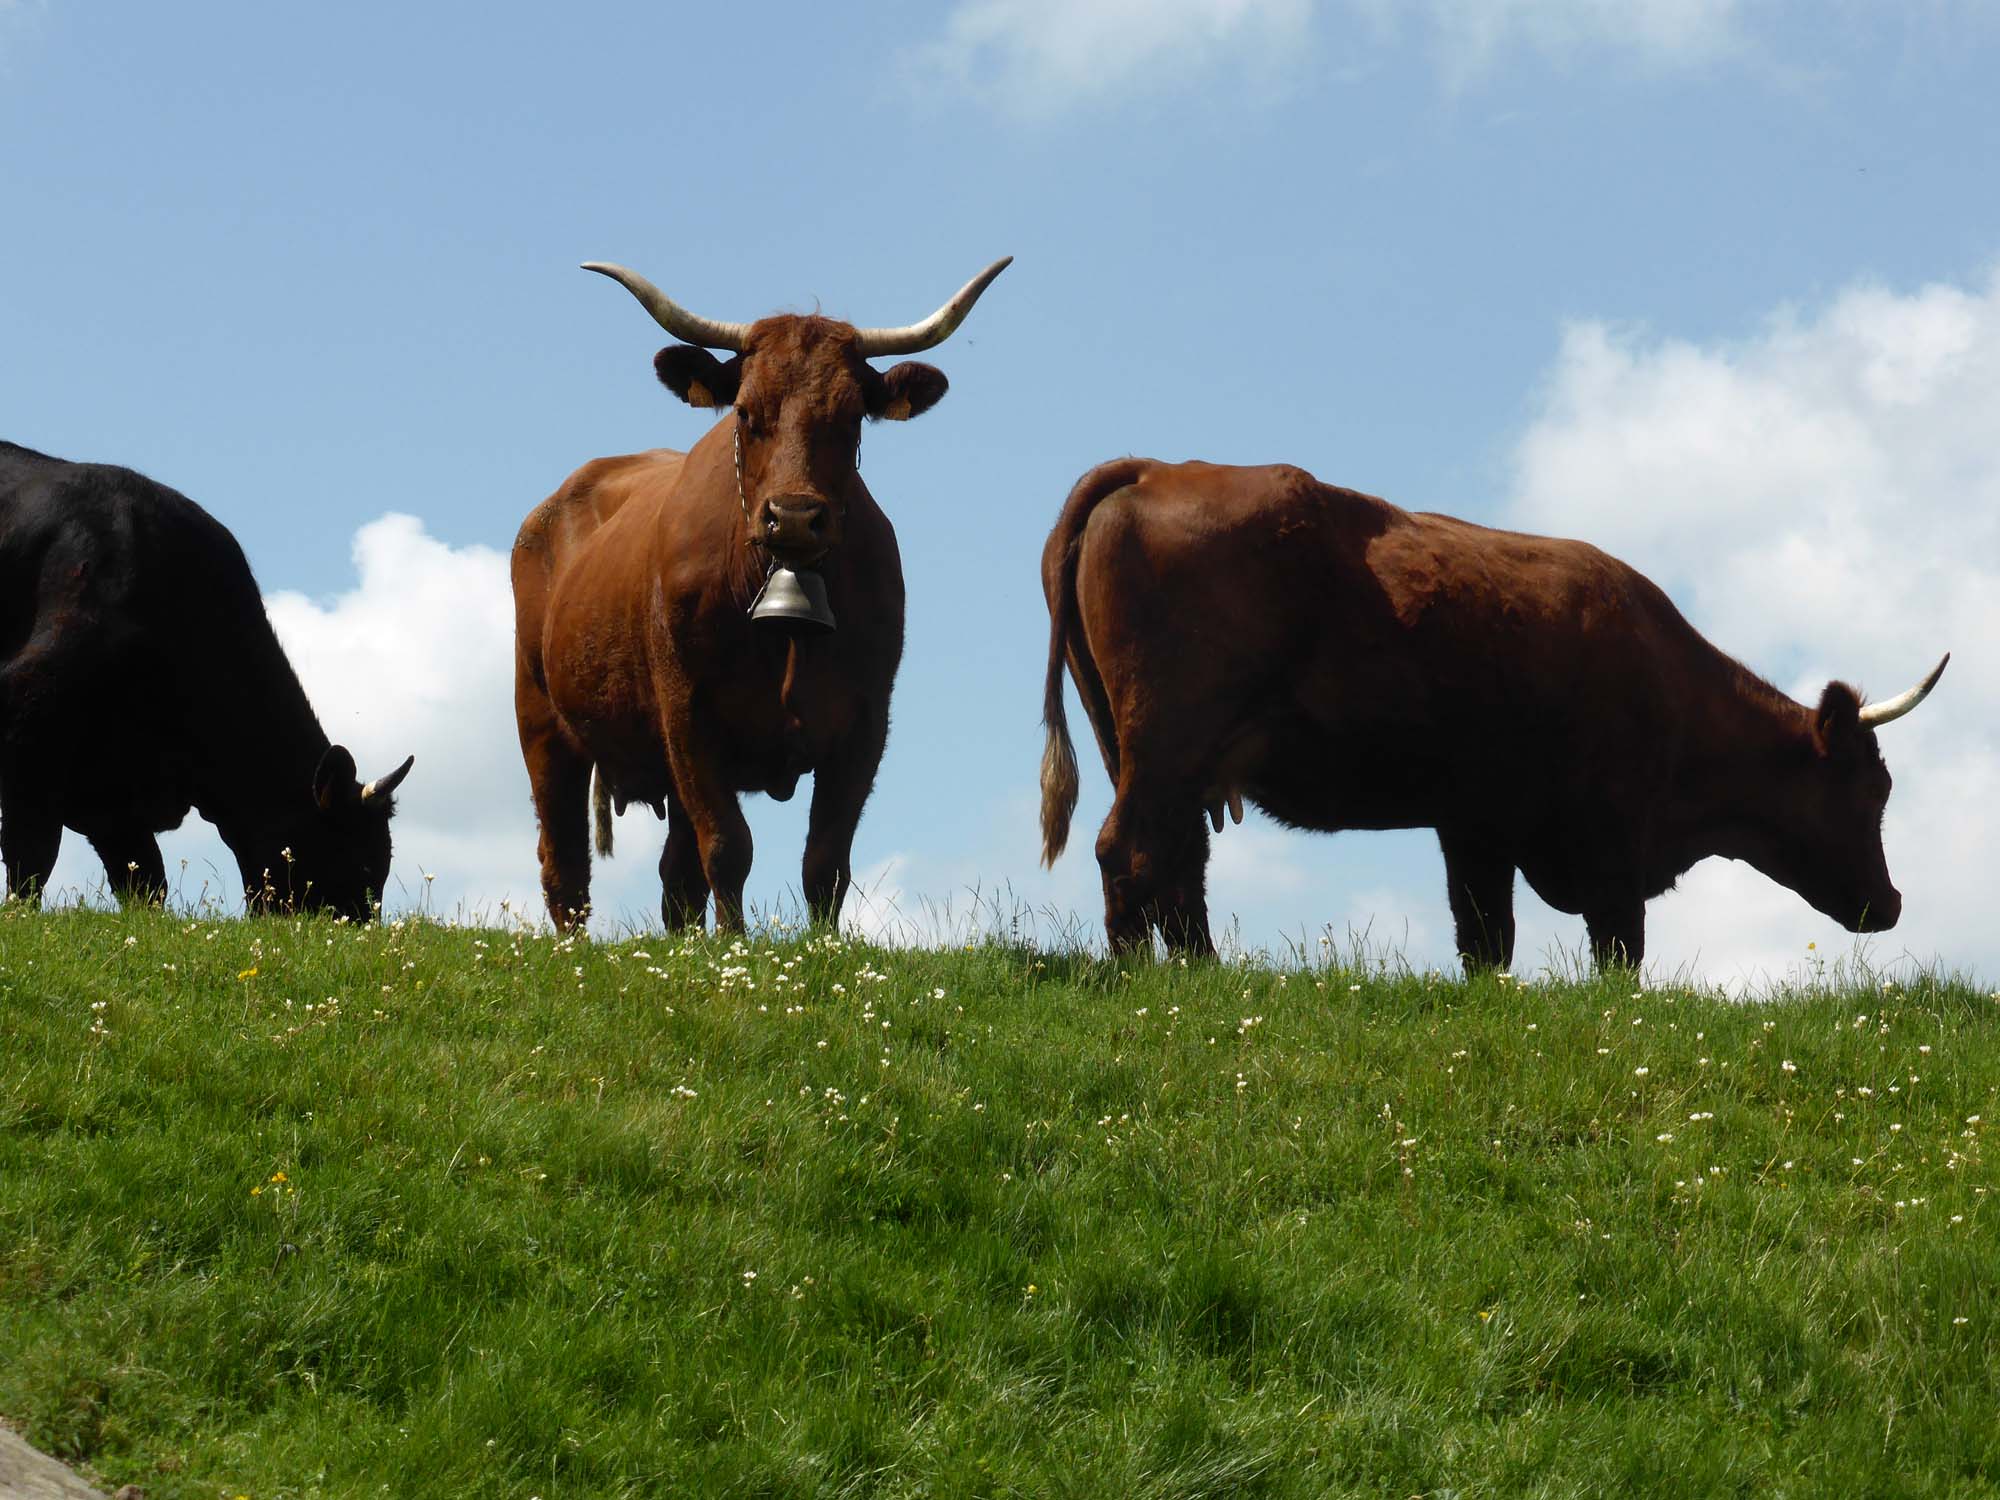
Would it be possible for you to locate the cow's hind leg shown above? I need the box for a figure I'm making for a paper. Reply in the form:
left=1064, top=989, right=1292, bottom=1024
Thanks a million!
left=0, top=789, right=61, bottom=906
left=534, top=750, right=593, bottom=930
left=86, top=827, right=167, bottom=907
left=1096, top=777, right=1213, bottom=958
left=1585, top=904, right=1645, bottom=972
left=659, top=791, right=709, bottom=930
left=521, top=733, right=592, bottom=931
left=515, top=655, right=595, bottom=929
left=1438, top=828, right=1517, bottom=974
left=1, top=659, right=71, bottom=905
left=1094, top=790, right=1152, bottom=954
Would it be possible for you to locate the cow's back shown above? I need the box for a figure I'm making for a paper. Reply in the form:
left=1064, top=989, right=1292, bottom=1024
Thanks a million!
left=1070, top=458, right=1713, bottom=836
left=0, top=442, right=285, bottom=821
left=514, top=450, right=679, bottom=580
left=3, top=441, right=262, bottom=614
left=2, top=442, right=269, bottom=681
left=1066, top=461, right=1402, bottom=741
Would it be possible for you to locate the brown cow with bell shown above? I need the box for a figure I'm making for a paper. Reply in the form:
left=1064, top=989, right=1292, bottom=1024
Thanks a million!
left=1040, top=458, right=1947, bottom=971
left=514, top=258, right=1010, bottom=931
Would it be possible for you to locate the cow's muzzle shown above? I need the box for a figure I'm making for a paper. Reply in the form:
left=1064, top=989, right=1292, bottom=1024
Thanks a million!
left=760, top=496, right=831, bottom=562
left=1847, top=886, right=1902, bottom=933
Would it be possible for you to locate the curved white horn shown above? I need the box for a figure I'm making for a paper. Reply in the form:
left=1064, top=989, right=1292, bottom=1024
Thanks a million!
left=582, top=263, right=752, bottom=352
left=1858, top=653, right=1950, bottom=728
left=851, top=256, right=1013, bottom=357
left=360, top=754, right=416, bottom=803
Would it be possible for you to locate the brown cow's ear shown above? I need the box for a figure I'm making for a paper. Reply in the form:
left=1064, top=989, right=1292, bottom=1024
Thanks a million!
left=867, top=361, right=948, bottom=422
left=1813, top=682, right=1864, bottom=754
left=313, top=744, right=360, bottom=813
left=654, top=346, right=742, bottom=409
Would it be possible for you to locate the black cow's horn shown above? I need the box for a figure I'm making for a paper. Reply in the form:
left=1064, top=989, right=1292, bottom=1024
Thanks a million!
left=582, top=263, right=752, bottom=352
left=1858, top=653, right=1950, bottom=728
left=852, top=257, right=1013, bottom=357
left=361, top=754, right=416, bottom=803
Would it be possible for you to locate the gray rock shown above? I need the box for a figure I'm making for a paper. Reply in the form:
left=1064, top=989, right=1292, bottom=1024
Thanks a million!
left=0, top=1426, right=112, bottom=1500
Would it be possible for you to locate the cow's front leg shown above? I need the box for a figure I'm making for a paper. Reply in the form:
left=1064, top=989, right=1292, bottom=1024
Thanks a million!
left=1585, top=902, right=1646, bottom=971
left=1157, top=811, right=1214, bottom=959
left=1096, top=772, right=1212, bottom=958
left=669, top=756, right=753, bottom=934
left=1438, top=828, right=1517, bottom=974
left=802, top=716, right=889, bottom=929
left=87, top=827, right=167, bottom=907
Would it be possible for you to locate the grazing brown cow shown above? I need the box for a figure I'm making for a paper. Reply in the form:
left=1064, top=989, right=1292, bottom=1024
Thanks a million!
left=514, top=258, right=1010, bottom=931
left=1039, top=458, right=1947, bottom=971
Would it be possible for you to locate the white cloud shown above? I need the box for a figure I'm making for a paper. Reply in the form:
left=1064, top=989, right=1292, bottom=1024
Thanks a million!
left=841, top=791, right=1109, bottom=950
left=908, top=0, right=1312, bottom=115
left=1501, top=265, right=2000, bottom=984
left=262, top=514, right=542, bottom=917
left=1376, top=0, right=1751, bottom=83
left=1208, top=814, right=1312, bottom=899
left=1205, top=814, right=1323, bottom=959
left=1337, top=884, right=1439, bottom=968
left=840, top=853, right=998, bottom=947
left=910, top=0, right=1772, bottom=111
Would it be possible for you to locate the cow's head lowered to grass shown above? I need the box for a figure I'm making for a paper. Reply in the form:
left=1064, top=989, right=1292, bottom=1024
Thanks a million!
left=584, top=258, right=1010, bottom=568
left=250, top=746, right=415, bottom=922
left=1752, top=656, right=1950, bottom=936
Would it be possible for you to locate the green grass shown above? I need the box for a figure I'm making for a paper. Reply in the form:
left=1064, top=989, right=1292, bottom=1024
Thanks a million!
left=2, top=903, right=1998, bottom=1498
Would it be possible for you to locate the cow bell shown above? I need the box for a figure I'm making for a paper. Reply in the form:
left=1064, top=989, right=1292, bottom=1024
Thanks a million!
left=749, top=566, right=836, bottom=630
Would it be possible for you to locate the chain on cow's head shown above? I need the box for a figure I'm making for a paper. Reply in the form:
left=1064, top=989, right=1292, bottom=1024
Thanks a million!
left=733, top=420, right=749, bottom=536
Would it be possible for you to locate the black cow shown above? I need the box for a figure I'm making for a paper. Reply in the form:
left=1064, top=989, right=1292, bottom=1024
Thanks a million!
left=1, top=442, right=413, bottom=918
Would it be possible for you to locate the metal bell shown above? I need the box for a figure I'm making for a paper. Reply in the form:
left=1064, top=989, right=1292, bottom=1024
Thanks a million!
left=748, top=566, right=836, bottom=630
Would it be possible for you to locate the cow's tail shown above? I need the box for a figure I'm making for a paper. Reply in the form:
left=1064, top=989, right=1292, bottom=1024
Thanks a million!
left=592, top=767, right=614, bottom=857
left=1040, top=458, right=1147, bottom=867
left=1039, top=648, right=1079, bottom=868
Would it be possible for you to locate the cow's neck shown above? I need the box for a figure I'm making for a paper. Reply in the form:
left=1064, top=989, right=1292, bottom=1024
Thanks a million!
left=190, top=623, right=331, bottom=849
left=1663, top=664, right=1815, bottom=871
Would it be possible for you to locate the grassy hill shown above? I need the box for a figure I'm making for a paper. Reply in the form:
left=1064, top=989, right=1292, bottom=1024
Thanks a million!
left=2, top=904, right=1996, bottom=1497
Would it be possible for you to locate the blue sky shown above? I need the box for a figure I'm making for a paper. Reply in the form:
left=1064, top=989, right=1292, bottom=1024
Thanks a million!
left=6, top=1, right=1998, bottom=985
